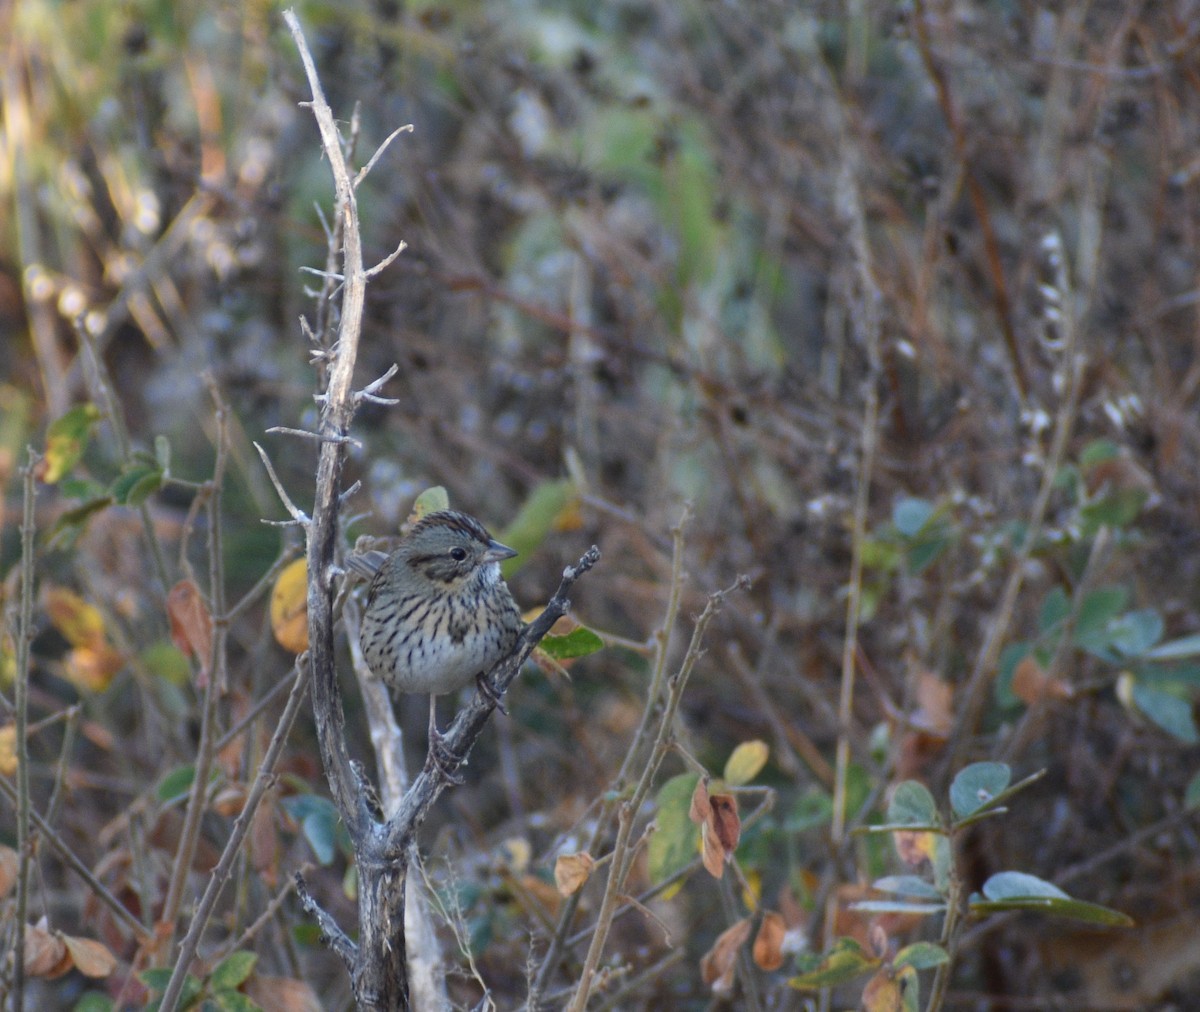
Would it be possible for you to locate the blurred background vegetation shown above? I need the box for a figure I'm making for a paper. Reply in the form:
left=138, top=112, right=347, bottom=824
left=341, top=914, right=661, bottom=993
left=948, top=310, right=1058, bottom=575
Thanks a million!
left=3, top=0, right=1200, bottom=1008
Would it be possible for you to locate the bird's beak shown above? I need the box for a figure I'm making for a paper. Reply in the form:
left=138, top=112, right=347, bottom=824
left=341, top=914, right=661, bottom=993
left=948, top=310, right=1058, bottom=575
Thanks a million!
left=483, top=539, right=518, bottom=564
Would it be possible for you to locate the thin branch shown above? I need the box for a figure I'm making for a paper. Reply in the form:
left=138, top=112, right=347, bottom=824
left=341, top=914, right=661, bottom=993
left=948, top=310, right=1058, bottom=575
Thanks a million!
left=364, top=240, right=407, bottom=280
left=12, top=448, right=39, bottom=1011
left=266, top=425, right=362, bottom=448
left=353, top=124, right=414, bottom=189
left=0, top=774, right=152, bottom=944
left=253, top=441, right=310, bottom=525
left=158, top=659, right=311, bottom=1011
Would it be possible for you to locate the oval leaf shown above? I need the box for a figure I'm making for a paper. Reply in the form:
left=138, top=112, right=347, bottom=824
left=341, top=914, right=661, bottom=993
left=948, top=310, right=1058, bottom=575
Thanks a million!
left=888, top=781, right=938, bottom=826
left=949, top=762, right=1011, bottom=820
left=724, top=740, right=769, bottom=786
left=538, top=626, right=603, bottom=661
left=270, top=559, right=309, bottom=654
left=648, top=773, right=700, bottom=885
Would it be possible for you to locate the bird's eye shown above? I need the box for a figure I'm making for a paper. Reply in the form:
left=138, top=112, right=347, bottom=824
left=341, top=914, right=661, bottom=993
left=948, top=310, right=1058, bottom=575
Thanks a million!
left=450, top=547, right=467, bottom=561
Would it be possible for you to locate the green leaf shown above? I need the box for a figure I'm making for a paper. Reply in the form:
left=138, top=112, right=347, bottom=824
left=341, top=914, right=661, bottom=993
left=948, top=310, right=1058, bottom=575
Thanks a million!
left=1074, top=586, right=1130, bottom=642
left=410, top=486, right=450, bottom=519
left=538, top=626, right=604, bottom=660
left=41, top=403, right=102, bottom=483
left=983, top=871, right=1067, bottom=900
left=1186, top=771, right=1200, bottom=810
left=949, top=762, right=1011, bottom=820
left=1079, top=439, right=1120, bottom=470
left=1146, top=634, right=1200, bottom=662
left=282, top=795, right=341, bottom=865
left=893, top=942, right=950, bottom=971
left=872, top=876, right=942, bottom=899
left=157, top=765, right=197, bottom=804
left=140, top=968, right=174, bottom=992
left=893, top=497, right=934, bottom=537
left=647, top=774, right=700, bottom=885
left=1107, top=609, right=1164, bottom=658
left=495, top=479, right=578, bottom=577
left=723, top=740, right=769, bottom=786
left=155, top=435, right=172, bottom=472
left=850, top=900, right=945, bottom=915
left=1081, top=487, right=1147, bottom=531
left=45, top=495, right=114, bottom=546
left=1130, top=682, right=1200, bottom=744
left=72, top=995, right=115, bottom=1012
left=973, top=871, right=1134, bottom=926
left=210, top=992, right=263, bottom=1012
left=787, top=937, right=877, bottom=990
left=887, top=781, right=938, bottom=826
left=210, top=951, right=257, bottom=990
left=1038, top=587, right=1069, bottom=634
left=111, top=464, right=164, bottom=506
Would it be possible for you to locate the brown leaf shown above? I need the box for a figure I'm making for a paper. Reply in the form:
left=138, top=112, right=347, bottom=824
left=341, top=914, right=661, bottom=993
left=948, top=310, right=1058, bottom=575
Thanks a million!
left=752, top=911, right=786, bottom=971
left=709, top=793, right=741, bottom=857
left=0, top=844, right=18, bottom=897
left=554, top=852, right=595, bottom=897
left=911, top=671, right=954, bottom=738
left=23, top=923, right=67, bottom=977
left=862, top=966, right=904, bottom=1012
left=701, top=821, right=725, bottom=879
left=1012, top=656, right=1074, bottom=705
left=245, top=975, right=324, bottom=1012
left=213, top=783, right=248, bottom=817
left=699, top=917, right=752, bottom=995
left=62, top=934, right=118, bottom=978
left=894, top=829, right=937, bottom=869
left=167, top=580, right=213, bottom=682
left=689, top=775, right=711, bottom=825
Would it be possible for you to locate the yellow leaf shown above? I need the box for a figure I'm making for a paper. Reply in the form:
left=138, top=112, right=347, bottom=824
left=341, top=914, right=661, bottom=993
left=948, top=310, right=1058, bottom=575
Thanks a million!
left=37, top=404, right=101, bottom=484
left=724, top=740, right=769, bottom=786
left=0, top=726, right=16, bottom=776
left=43, top=587, right=106, bottom=649
left=554, top=852, right=595, bottom=896
left=408, top=486, right=450, bottom=524
left=270, top=559, right=308, bottom=654
left=64, top=643, right=124, bottom=693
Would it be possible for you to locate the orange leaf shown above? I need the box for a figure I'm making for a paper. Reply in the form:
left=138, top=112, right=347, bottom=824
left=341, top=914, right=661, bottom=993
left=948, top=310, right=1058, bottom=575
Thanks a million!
left=752, top=911, right=787, bottom=971
left=554, top=852, right=595, bottom=897
left=270, top=559, right=308, bottom=654
left=167, top=580, right=213, bottom=681
left=64, top=643, right=125, bottom=693
left=1012, top=656, right=1074, bottom=705
left=700, top=918, right=752, bottom=995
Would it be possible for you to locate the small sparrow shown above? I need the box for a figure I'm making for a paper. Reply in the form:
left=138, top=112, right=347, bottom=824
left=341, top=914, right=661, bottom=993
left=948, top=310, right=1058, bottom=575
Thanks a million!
left=357, top=510, right=522, bottom=755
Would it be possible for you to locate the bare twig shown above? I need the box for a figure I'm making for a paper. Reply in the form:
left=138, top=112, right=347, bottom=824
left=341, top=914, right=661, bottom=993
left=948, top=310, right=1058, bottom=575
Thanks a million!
left=353, top=124, right=414, bottom=189
left=158, top=659, right=311, bottom=1011
left=12, top=448, right=40, bottom=1011
left=253, top=441, right=310, bottom=525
